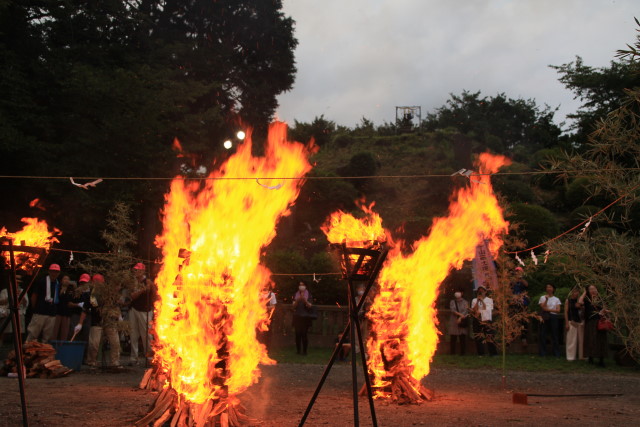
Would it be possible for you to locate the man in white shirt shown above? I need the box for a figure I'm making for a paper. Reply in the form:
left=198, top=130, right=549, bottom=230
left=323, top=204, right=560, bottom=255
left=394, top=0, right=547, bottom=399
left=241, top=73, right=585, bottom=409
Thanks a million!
left=538, top=284, right=562, bottom=357
left=471, top=286, right=497, bottom=356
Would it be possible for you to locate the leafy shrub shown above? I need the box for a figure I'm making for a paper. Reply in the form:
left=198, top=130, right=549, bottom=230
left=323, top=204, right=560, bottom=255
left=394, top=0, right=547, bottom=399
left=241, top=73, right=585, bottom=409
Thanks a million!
left=508, top=203, right=560, bottom=247
left=564, top=177, right=592, bottom=209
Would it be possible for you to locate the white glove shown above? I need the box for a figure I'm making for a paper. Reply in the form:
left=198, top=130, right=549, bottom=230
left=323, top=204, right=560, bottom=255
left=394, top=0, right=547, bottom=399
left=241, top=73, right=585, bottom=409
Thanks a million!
left=77, top=302, right=85, bottom=308
left=74, top=324, right=82, bottom=333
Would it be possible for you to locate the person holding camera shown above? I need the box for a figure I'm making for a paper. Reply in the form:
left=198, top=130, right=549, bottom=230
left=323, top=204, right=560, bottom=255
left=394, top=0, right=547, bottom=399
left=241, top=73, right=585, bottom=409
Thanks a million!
left=449, top=290, right=469, bottom=355
left=292, top=280, right=314, bottom=356
left=471, top=286, right=497, bottom=356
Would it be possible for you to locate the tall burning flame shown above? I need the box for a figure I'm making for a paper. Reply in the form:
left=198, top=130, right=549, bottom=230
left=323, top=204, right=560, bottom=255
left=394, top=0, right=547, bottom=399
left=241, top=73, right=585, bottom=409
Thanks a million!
left=154, top=122, right=312, bottom=406
left=1, top=217, right=61, bottom=271
left=323, top=153, right=510, bottom=402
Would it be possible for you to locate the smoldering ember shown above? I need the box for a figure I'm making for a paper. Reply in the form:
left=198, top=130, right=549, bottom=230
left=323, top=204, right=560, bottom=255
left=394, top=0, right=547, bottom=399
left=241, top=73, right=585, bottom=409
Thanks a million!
left=1, top=2, right=640, bottom=427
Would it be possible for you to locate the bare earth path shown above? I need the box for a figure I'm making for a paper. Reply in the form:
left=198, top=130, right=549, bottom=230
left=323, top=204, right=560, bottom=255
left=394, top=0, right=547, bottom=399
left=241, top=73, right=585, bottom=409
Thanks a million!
left=0, top=363, right=638, bottom=426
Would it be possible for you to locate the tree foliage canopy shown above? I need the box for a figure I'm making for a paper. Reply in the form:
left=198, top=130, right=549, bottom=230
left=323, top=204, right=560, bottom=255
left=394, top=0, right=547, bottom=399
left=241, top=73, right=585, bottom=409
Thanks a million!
left=549, top=23, right=640, bottom=360
left=552, top=56, right=640, bottom=143
left=422, top=91, right=563, bottom=154
left=0, top=0, right=298, bottom=251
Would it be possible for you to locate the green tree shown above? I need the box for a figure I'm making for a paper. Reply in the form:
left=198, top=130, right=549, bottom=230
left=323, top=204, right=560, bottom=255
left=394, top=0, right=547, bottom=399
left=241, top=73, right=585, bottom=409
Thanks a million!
left=0, top=0, right=298, bottom=253
left=352, top=117, right=376, bottom=137
left=552, top=55, right=640, bottom=144
left=288, top=115, right=336, bottom=146
left=77, top=202, right=138, bottom=332
left=508, top=203, right=560, bottom=247
left=549, top=23, right=640, bottom=361
left=422, top=91, right=562, bottom=155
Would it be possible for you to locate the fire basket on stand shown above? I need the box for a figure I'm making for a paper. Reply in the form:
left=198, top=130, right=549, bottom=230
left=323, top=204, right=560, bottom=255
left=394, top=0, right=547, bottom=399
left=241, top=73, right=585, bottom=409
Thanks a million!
left=317, top=153, right=510, bottom=412
left=299, top=239, right=388, bottom=427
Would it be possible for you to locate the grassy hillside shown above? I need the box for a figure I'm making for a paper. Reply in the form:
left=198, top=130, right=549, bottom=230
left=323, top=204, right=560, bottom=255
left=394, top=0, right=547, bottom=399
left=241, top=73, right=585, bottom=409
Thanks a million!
left=309, top=131, right=460, bottom=240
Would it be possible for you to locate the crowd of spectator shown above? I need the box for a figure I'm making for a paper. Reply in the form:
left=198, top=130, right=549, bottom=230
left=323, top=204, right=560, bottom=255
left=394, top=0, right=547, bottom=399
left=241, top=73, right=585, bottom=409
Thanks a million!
left=446, top=269, right=612, bottom=365
left=0, top=262, right=156, bottom=369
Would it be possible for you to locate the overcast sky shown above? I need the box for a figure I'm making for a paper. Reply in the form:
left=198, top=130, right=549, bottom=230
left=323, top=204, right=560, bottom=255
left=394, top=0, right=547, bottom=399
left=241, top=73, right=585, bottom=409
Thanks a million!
left=275, top=0, right=638, bottom=130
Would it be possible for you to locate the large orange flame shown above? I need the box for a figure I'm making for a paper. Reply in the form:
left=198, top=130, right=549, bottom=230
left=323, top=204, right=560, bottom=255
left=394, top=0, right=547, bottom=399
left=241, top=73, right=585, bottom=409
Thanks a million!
left=153, top=122, right=312, bottom=405
left=322, top=200, right=391, bottom=246
left=323, top=153, right=510, bottom=401
left=1, top=217, right=61, bottom=271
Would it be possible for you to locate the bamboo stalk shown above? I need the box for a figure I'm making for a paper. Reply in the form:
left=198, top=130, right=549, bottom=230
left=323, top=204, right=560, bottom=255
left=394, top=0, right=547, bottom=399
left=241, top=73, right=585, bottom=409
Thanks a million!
left=195, top=399, right=212, bottom=426
left=220, top=412, right=229, bottom=427
left=135, top=388, right=174, bottom=427
left=169, top=402, right=183, bottom=427
left=177, top=403, right=189, bottom=427
left=228, top=407, right=241, bottom=427
left=152, top=406, right=173, bottom=427
left=211, top=400, right=227, bottom=417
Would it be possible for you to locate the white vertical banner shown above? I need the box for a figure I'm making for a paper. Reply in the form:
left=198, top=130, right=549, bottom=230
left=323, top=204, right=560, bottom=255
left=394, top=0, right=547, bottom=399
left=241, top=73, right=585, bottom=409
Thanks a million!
left=472, top=239, right=499, bottom=290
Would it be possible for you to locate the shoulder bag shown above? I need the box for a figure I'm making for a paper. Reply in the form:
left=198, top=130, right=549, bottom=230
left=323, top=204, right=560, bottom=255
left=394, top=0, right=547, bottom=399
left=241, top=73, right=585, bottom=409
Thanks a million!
left=597, top=316, right=614, bottom=331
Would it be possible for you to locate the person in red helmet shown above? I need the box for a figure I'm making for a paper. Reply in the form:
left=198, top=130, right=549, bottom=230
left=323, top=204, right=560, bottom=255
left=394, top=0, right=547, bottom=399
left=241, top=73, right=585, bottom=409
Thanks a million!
left=128, top=263, right=156, bottom=366
left=52, top=273, right=74, bottom=340
left=26, top=264, right=61, bottom=342
left=68, top=273, right=91, bottom=341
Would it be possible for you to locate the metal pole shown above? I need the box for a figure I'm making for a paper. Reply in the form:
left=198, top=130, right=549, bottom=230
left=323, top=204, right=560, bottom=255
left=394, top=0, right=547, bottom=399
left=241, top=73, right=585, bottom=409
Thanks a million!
left=298, top=319, right=352, bottom=427
left=353, top=307, right=377, bottom=427
left=7, top=241, right=29, bottom=427
left=348, top=279, right=359, bottom=427
left=299, top=246, right=387, bottom=426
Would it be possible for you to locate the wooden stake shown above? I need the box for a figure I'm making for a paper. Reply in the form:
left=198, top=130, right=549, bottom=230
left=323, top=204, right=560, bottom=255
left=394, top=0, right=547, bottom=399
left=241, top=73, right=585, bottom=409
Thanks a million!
left=153, top=406, right=173, bottom=427
left=170, top=403, right=183, bottom=427
left=139, top=368, right=153, bottom=389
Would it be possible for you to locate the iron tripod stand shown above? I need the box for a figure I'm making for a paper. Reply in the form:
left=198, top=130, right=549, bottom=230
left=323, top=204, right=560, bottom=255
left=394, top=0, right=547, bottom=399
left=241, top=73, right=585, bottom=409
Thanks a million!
left=0, top=238, right=47, bottom=427
left=299, top=242, right=388, bottom=427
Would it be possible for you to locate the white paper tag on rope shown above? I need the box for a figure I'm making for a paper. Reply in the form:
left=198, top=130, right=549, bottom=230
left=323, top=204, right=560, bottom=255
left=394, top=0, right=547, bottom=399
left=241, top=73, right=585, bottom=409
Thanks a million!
left=256, top=178, right=283, bottom=190
left=70, top=177, right=103, bottom=190
left=579, top=217, right=592, bottom=235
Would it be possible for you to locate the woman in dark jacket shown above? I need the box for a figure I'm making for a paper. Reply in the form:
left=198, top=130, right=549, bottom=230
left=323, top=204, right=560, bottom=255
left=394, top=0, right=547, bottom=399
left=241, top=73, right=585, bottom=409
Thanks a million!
left=292, top=281, right=314, bottom=355
left=578, top=285, right=609, bottom=367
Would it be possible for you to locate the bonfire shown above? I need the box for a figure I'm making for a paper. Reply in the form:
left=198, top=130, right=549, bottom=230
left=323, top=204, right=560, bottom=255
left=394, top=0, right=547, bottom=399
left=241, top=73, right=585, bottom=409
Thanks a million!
left=0, top=217, right=61, bottom=271
left=138, top=122, right=312, bottom=426
left=323, top=153, right=510, bottom=404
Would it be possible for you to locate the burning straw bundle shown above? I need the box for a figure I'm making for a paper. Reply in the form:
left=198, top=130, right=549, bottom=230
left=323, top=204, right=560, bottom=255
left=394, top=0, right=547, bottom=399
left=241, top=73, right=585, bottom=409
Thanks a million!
left=139, top=123, right=313, bottom=426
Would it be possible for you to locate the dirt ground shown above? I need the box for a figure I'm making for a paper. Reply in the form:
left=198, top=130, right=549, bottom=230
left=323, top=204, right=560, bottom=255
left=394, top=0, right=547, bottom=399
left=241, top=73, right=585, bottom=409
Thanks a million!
left=0, top=363, right=638, bottom=426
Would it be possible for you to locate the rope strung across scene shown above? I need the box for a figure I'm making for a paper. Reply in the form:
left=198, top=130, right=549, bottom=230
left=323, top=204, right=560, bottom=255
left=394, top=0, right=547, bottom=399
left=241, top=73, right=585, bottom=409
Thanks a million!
left=2, top=167, right=640, bottom=181
left=48, top=247, right=342, bottom=276
left=11, top=167, right=640, bottom=266
left=506, top=180, right=640, bottom=254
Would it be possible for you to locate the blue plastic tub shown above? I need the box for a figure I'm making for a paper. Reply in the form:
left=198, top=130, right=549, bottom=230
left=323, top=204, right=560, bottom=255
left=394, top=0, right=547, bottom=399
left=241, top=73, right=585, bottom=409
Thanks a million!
left=50, top=340, right=87, bottom=371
